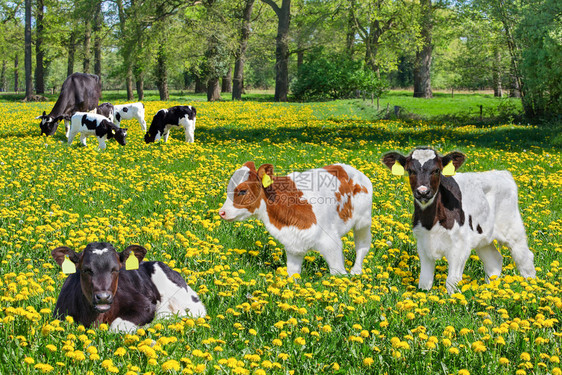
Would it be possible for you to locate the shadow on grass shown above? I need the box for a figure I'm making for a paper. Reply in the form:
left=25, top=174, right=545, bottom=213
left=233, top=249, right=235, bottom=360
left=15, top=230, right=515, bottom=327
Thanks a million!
left=195, top=122, right=555, bottom=151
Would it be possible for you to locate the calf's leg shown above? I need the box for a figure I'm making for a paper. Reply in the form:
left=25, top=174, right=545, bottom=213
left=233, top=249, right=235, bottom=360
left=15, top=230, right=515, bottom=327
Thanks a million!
left=285, top=251, right=305, bottom=277
left=350, top=225, right=371, bottom=275
left=418, top=251, right=436, bottom=290
left=109, top=318, right=138, bottom=333
left=475, top=244, right=503, bottom=282
left=445, top=247, right=471, bottom=294
left=318, top=237, right=347, bottom=275
left=507, top=237, right=536, bottom=278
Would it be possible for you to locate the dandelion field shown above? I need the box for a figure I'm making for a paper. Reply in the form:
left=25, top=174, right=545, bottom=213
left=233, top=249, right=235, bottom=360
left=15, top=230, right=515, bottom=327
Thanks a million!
left=0, top=100, right=560, bottom=375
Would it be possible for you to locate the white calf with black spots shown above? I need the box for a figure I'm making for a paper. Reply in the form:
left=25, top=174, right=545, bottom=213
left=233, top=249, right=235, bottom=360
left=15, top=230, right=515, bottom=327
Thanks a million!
left=68, top=112, right=127, bottom=150
left=144, top=106, right=196, bottom=143
left=114, top=102, right=147, bottom=131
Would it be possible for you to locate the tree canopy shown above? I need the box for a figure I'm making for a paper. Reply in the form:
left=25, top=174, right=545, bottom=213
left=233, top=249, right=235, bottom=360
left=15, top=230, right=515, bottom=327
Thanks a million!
left=0, top=0, right=559, bottom=118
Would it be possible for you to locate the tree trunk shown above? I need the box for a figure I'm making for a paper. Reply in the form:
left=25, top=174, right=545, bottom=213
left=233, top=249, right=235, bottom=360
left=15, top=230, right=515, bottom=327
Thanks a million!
left=126, top=66, right=134, bottom=100
left=1, top=60, right=6, bottom=92
left=14, top=55, right=19, bottom=92
left=195, top=73, right=206, bottom=93
left=116, top=0, right=134, bottom=100
left=93, top=1, right=102, bottom=77
left=509, top=71, right=521, bottom=98
left=233, top=0, right=254, bottom=100
left=83, top=19, right=92, bottom=73
left=262, top=0, right=291, bottom=102
left=135, top=73, right=144, bottom=101
left=413, top=0, right=433, bottom=98
left=207, top=77, right=221, bottom=101
left=67, top=30, right=77, bottom=76
left=155, top=45, right=169, bottom=100
left=346, top=0, right=357, bottom=55
left=35, top=0, right=45, bottom=94
left=221, top=66, right=232, bottom=93
left=297, top=50, right=304, bottom=71
left=493, top=49, right=502, bottom=97
left=24, top=0, right=33, bottom=99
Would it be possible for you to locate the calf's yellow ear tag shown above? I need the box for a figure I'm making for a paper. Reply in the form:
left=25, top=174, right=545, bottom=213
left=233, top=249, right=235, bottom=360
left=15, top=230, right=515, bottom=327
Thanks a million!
left=443, top=161, right=456, bottom=176
left=262, top=174, right=273, bottom=188
left=392, top=161, right=405, bottom=176
left=62, top=256, right=76, bottom=274
left=125, top=252, right=139, bottom=270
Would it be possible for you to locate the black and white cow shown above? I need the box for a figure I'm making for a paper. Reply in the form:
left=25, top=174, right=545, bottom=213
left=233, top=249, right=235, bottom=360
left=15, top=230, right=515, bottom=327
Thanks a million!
left=96, top=102, right=114, bottom=121
left=67, top=112, right=127, bottom=150
left=114, top=102, right=146, bottom=131
left=382, top=147, right=536, bottom=294
left=36, top=73, right=101, bottom=136
left=52, top=242, right=207, bottom=332
left=144, top=106, right=196, bottom=144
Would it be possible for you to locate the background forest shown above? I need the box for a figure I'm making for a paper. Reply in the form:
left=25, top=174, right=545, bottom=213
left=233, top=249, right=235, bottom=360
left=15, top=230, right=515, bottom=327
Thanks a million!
left=0, top=0, right=560, bottom=120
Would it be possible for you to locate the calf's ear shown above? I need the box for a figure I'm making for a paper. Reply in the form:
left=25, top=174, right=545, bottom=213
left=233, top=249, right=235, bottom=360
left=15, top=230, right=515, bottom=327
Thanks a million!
left=52, top=247, right=81, bottom=266
left=243, top=161, right=256, bottom=172
left=257, top=164, right=274, bottom=188
left=442, top=151, right=466, bottom=171
left=120, top=245, right=147, bottom=264
left=382, top=152, right=407, bottom=170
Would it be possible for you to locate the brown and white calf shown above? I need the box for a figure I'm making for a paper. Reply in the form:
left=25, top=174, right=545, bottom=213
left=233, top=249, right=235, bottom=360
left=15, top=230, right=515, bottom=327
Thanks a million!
left=52, top=242, right=206, bottom=332
left=219, top=162, right=373, bottom=276
left=382, top=147, right=536, bottom=294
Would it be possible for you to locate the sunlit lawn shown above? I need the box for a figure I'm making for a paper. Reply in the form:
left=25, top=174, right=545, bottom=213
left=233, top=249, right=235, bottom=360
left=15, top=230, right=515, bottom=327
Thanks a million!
left=0, top=100, right=560, bottom=374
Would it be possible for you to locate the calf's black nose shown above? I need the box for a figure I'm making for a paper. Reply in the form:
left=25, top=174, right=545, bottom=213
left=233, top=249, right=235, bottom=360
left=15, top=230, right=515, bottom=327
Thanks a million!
left=94, top=292, right=113, bottom=304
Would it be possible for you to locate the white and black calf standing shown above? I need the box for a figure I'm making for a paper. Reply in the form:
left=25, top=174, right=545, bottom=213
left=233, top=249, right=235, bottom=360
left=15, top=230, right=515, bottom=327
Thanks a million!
left=68, top=112, right=127, bottom=150
left=144, top=106, right=196, bottom=143
left=52, top=242, right=207, bottom=332
left=114, top=102, right=147, bottom=131
left=382, top=147, right=536, bottom=294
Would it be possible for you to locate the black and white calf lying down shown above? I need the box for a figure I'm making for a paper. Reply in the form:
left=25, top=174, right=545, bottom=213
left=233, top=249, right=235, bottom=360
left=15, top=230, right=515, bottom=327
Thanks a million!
left=383, top=147, right=536, bottom=294
left=67, top=112, right=127, bottom=150
left=144, top=105, right=196, bottom=143
left=52, top=242, right=206, bottom=332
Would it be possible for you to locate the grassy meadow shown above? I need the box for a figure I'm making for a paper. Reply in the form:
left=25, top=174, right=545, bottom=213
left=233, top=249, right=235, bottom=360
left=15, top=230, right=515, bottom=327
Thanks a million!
left=0, top=98, right=561, bottom=375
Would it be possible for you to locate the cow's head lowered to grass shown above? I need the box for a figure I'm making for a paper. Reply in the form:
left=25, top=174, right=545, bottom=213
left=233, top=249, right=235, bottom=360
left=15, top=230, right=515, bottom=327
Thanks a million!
left=36, top=111, right=62, bottom=136
left=382, top=147, right=466, bottom=209
left=51, top=242, right=146, bottom=312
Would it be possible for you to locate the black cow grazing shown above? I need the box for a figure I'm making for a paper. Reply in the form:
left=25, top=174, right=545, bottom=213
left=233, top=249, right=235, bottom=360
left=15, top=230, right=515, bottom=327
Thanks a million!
left=36, top=73, right=102, bottom=136
left=96, top=102, right=115, bottom=121
left=52, top=242, right=207, bottom=332
left=144, top=105, right=196, bottom=144
left=67, top=112, right=127, bottom=150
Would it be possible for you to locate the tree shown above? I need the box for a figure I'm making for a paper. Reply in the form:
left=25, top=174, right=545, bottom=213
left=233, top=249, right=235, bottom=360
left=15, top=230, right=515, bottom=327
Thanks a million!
left=516, top=0, right=562, bottom=118
left=93, top=0, right=102, bottom=77
left=261, top=0, right=291, bottom=102
left=350, top=0, right=420, bottom=76
left=232, top=0, right=255, bottom=100
left=413, top=0, right=432, bottom=98
left=24, top=0, right=33, bottom=99
left=34, top=0, right=45, bottom=94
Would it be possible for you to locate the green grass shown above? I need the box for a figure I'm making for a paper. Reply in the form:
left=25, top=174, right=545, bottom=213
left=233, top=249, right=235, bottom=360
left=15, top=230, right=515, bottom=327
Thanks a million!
left=0, top=99, right=560, bottom=375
